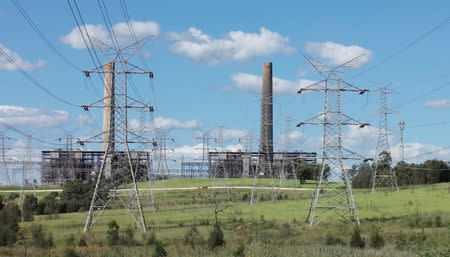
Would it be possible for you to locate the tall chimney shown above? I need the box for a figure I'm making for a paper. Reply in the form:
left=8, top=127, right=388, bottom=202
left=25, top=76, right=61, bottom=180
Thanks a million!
left=259, top=62, right=273, bottom=159
left=102, top=61, right=115, bottom=153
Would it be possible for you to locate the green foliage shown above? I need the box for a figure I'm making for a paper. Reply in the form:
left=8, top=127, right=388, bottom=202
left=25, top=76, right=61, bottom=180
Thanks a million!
left=295, top=163, right=330, bottom=183
left=208, top=222, right=225, bottom=250
left=0, top=195, right=4, bottom=210
left=36, top=192, right=59, bottom=215
left=22, top=194, right=38, bottom=222
left=121, top=224, right=137, bottom=245
left=64, top=234, right=76, bottom=246
left=7, top=192, right=20, bottom=201
left=78, top=235, right=87, bottom=247
left=350, top=226, right=365, bottom=249
left=0, top=202, right=21, bottom=246
left=143, top=231, right=157, bottom=246
left=30, top=223, right=54, bottom=248
left=434, top=215, right=443, bottom=227
left=279, top=222, right=294, bottom=237
left=325, top=233, right=346, bottom=246
left=61, top=180, right=95, bottom=213
left=369, top=226, right=384, bottom=249
left=106, top=220, right=120, bottom=246
left=184, top=225, right=204, bottom=248
left=153, top=240, right=167, bottom=257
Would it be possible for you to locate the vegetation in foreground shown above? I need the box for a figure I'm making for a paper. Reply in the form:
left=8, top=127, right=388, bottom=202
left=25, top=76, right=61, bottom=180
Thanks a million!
left=0, top=180, right=448, bottom=257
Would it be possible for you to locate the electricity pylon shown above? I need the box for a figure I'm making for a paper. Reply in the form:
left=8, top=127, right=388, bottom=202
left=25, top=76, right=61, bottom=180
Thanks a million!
left=279, top=116, right=299, bottom=192
left=298, top=53, right=370, bottom=227
left=82, top=38, right=155, bottom=233
left=154, top=130, right=174, bottom=199
left=0, top=132, right=12, bottom=186
left=371, top=86, right=398, bottom=192
left=399, top=121, right=405, bottom=163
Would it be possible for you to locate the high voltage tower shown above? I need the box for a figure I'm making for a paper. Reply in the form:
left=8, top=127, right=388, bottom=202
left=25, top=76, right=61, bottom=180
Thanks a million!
left=371, top=86, right=398, bottom=192
left=81, top=38, right=155, bottom=233
left=399, top=121, right=406, bottom=163
left=0, top=132, right=12, bottom=186
left=211, top=125, right=230, bottom=195
left=154, top=130, right=174, bottom=198
left=279, top=116, right=299, bottom=191
left=298, top=54, right=370, bottom=227
left=195, top=131, right=215, bottom=179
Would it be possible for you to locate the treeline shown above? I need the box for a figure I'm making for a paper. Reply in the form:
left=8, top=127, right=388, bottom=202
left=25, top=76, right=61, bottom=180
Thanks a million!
left=350, top=159, right=450, bottom=188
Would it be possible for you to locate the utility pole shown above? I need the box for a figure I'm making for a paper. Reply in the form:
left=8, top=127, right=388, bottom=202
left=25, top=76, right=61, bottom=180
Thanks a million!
left=371, top=86, right=398, bottom=193
left=82, top=38, right=155, bottom=233
left=399, top=121, right=405, bottom=163
left=298, top=53, right=370, bottom=227
left=154, top=130, right=174, bottom=198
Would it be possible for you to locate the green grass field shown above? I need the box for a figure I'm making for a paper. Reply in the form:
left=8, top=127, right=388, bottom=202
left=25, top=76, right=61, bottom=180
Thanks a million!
left=1, top=180, right=449, bottom=256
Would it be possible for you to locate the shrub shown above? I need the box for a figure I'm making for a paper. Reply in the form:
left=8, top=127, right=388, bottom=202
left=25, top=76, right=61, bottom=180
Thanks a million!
left=279, top=222, right=294, bottom=237
left=208, top=222, right=225, bottom=249
left=78, top=235, right=87, bottom=247
left=0, top=226, right=17, bottom=246
left=7, top=192, right=20, bottom=201
left=153, top=240, right=167, bottom=257
left=120, top=224, right=137, bottom=246
left=30, top=224, right=54, bottom=248
left=395, top=232, right=408, bottom=250
left=435, top=215, right=443, bottom=227
left=241, top=193, right=249, bottom=202
left=65, top=234, right=76, bottom=246
left=144, top=231, right=157, bottom=246
left=350, top=226, right=365, bottom=249
left=22, top=194, right=38, bottom=222
left=106, top=220, right=120, bottom=246
left=325, top=233, right=345, bottom=246
left=369, top=226, right=384, bottom=249
left=184, top=225, right=204, bottom=248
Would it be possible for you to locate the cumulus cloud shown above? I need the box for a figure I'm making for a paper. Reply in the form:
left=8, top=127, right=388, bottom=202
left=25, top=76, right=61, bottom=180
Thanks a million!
left=61, top=21, right=160, bottom=49
left=228, top=72, right=315, bottom=95
left=0, top=105, right=69, bottom=128
left=168, top=27, right=294, bottom=64
left=424, top=99, right=450, bottom=108
left=130, top=116, right=199, bottom=131
left=0, top=43, right=45, bottom=71
left=305, top=41, right=372, bottom=68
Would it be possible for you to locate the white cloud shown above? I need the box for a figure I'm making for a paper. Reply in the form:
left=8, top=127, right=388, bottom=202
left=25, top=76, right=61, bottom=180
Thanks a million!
left=391, top=142, right=450, bottom=164
left=130, top=116, right=199, bottom=131
left=305, top=41, right=372, bottom=68
left=0, top=105, right=69, bottom=128
left=209, top=127, right=247, bottom=140
left=424, top=99, right=450, bottom=108
left=228, top=72, right=316, bottom=95
left=0, top=43, right=45, bottom=71
left=61, top=21, right=160, bottom=49
left=168, top=27, right=294, bottom=64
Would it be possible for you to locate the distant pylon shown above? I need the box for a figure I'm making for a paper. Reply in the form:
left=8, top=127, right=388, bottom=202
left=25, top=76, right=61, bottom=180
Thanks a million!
left=0, top=132, right=12, bottom=186
left=298, top=53, right=370, bottom=226
left=399, top=121, right=405, bottom=163
left=154, top=130, right=174, bottom=198
left=195, top=132, right=214, bottom=179
left=371, top=86, right=398, bottom=193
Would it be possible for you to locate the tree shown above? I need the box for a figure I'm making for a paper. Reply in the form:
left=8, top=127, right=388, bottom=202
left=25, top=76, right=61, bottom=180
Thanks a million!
left=22, top=194, right=38, bottom=222
left=106, top=220, right=120, bottom=246
left=0, top=202, right=20, bottom=246
left=30, top=224, right=54, bottom=248
left=61, top=180, right=95, bottom=213
left=208, top=222, right=225, bottom=250
left=295, top=163, right=330, bottom=183
left=369, top=226, right=384, bottom=249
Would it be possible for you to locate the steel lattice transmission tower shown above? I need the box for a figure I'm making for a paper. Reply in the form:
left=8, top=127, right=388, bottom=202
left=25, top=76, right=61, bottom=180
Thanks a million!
left=82, top=38, right=155, bottom=233
left=399, top=121, right=405, bottom=163
left=298, top=54, right=370, bottom=227
left=371, top=86, right=398, bottom=192
left=0, top=132, right=12, bottom=186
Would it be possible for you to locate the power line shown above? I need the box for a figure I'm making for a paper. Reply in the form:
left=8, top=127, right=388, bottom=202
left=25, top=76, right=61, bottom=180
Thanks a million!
left=10, top=0, right=82, bottom=71
left=352, top=16, right=450, bottom=78
left=0, top=119, right=61, bottom=147
left=0, top=44, right=79, bottom=107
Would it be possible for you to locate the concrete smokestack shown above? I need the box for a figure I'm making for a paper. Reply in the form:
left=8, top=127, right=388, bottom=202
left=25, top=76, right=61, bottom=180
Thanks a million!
left=102, top=61, right=115, bottom=153
left=259, top=62, right=273, bottom=158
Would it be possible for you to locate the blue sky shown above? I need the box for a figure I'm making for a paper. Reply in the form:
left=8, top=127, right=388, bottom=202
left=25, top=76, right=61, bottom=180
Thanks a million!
left=0, top=0, right=449, bottom=167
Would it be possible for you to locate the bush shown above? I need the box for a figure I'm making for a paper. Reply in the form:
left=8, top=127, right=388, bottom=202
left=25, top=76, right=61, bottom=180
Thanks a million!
left=435, top=215, right=443, bottom=227
left=279, top=222, right=294, bottom=237
left=78, top=235, right=87, bottom=247
left=0, top=226, right=17, bottom=246
left=241, top=193, right=249, bottom=202
left=7, top=192, right=20, bottom=201
left=184, top=226, right=204, bottom=248
left=144, top=231, right=157, bottom=246
left=106, top=220, right=120, bottom=246
left=325, top=233, right=345, bottom=246
left=120, top=225, right=137, bottom=246
left=153, top=240, right=167, bottom=257
left=208, top=222, right=225, bottom=250
left=369, top=226, right=384, bottom=249
left=65, top=234, right=76, bottom=246
left=22, top=194, right=38, bottom=222
left=350, top=226, right=365, bottom=249
left=30, top=224, right=54, bottom=248
left=61, top=180, right=95, bottom=213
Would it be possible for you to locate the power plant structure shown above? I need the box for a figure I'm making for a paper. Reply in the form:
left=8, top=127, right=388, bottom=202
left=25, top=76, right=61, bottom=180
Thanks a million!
left=182, top=62, right=317, bottom=179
